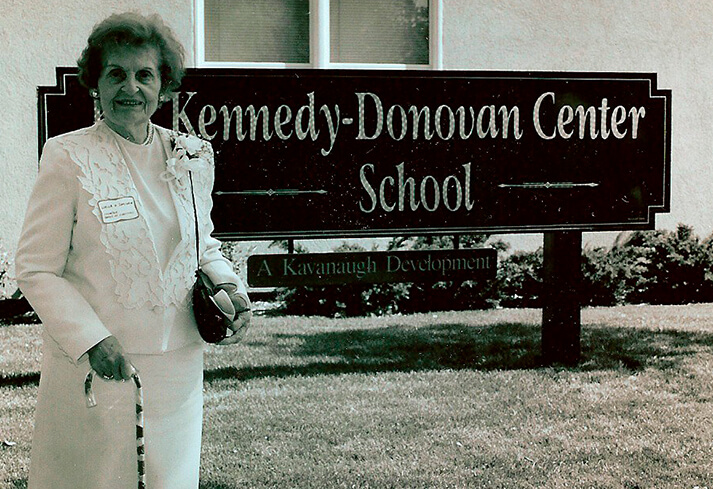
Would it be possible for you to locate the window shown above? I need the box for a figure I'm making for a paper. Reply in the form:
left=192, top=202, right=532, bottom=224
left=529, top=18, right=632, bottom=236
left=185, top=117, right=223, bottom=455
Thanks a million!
left=203, top=0, right=310, bottom=64
left=197, top=0, right=442, bottom=69
left=330, top=0, right=429, bottom=65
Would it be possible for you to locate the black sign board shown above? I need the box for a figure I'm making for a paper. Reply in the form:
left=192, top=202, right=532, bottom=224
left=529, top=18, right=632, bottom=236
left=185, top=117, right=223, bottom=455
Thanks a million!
left=247, top=249, right=496, bottom=287
left=39, top=68, right=671, bottom=240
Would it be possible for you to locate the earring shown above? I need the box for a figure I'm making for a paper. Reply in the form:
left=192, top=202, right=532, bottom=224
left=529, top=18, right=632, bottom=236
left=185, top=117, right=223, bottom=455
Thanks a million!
left=91, top=90, right=102, bottom=122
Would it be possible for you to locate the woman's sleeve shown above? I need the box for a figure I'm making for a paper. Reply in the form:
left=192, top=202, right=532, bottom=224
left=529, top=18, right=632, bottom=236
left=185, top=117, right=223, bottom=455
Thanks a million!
left=198, top=143, right=249, bottom=297
left=15, top=139, right=112, bottom=364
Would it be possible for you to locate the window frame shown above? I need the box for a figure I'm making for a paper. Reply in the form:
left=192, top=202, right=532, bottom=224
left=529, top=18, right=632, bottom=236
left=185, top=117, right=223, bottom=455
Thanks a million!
left=194, top=0, right=443, bottom=70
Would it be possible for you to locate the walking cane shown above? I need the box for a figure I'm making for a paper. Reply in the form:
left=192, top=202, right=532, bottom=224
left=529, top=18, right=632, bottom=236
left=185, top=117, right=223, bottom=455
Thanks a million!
left=85, top=370, right=146, bottom=489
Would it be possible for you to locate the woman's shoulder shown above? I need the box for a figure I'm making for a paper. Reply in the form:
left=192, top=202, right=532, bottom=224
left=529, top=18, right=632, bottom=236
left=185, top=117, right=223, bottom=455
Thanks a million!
left=40, top=122, right=114, bottom=174
left=45, top=121, right=108, bottom=148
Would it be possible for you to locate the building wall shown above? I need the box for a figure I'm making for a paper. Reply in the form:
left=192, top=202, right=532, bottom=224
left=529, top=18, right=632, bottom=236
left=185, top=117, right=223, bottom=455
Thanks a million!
left=444, top=0, right=713, bottom=247
left=0, top=0, right=192, bottom=255
left=2, top=1, right=710, bottom=257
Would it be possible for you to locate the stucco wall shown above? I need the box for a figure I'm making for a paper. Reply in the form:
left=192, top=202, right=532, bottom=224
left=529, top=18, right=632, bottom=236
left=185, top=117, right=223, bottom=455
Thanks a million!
left=0, top=0, right=192, bottom=255
left=2, top=1, right=711, bottom=257
left=444, top=0, right=713, bottom=247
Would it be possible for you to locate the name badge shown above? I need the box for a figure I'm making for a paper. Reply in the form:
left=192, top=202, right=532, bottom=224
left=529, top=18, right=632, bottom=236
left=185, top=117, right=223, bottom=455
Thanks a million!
left=98, top=197, right=139, bottom=224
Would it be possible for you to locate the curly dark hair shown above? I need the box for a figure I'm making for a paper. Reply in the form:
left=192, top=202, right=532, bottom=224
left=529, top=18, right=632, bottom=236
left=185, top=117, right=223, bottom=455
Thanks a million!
left=77, top=12, right=185, bottom=94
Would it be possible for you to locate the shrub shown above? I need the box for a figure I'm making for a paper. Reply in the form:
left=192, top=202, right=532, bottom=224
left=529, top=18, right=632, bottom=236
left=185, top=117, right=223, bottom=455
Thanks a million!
left=268, top=224, right=713, bottom=316
left=580, top=245, right=630, bottom=306
left=495, top=249, right=543, bottom=308
left=616, top=225, right=713, bottom=305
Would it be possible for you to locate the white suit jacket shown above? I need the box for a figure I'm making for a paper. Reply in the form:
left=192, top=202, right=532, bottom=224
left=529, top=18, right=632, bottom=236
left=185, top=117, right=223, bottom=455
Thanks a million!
left=16, top=121, right=247, bottom=363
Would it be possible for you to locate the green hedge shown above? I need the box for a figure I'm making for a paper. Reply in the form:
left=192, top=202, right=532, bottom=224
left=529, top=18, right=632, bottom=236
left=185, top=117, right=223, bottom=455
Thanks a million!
left=276, top=225, right=713, bottom=316
left=4, top=224, right=712, bottom=318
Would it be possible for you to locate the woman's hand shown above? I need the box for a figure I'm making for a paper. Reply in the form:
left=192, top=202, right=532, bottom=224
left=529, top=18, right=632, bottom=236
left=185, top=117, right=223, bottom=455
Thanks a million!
left=87, top=336, right=136, bottom=381
left=219, top=310, right=252, bottom=345
left=216, top=284, right=252, bottom=345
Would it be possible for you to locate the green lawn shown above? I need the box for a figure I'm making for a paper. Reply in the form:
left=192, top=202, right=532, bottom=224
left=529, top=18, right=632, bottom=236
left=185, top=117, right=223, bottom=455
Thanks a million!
left=3, top=305, right=713, bottom=488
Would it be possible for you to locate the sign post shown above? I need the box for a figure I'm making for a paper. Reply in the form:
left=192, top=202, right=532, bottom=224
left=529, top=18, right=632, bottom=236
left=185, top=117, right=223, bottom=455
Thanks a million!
left=542, top=231, right=582, bottom=365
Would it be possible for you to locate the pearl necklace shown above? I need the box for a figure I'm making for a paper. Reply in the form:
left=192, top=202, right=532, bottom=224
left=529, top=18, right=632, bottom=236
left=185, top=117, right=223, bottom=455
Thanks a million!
left=112, top=123, right=154, bottom=145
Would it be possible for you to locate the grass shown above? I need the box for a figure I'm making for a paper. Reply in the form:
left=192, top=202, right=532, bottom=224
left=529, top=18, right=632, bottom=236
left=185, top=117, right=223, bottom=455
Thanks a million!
left=3, top=305, right=713, bottom=488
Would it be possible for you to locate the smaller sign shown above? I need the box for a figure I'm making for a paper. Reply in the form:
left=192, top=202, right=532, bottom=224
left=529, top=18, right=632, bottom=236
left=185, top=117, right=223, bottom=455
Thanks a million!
left=247, top=249, right=497, bottom=287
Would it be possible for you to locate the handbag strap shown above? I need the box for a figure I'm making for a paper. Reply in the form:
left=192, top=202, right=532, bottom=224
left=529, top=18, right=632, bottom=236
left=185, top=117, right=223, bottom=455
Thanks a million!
left=188, top=171, right=200, bottom=270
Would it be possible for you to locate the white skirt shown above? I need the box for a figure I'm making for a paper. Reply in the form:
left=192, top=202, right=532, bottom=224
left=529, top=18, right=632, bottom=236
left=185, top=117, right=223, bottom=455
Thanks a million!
left=28, top=335, right=205, bottom=489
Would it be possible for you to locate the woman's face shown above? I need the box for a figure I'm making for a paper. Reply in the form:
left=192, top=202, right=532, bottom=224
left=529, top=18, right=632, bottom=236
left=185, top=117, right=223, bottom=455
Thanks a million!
left=96, top=44, right=162, bottom=137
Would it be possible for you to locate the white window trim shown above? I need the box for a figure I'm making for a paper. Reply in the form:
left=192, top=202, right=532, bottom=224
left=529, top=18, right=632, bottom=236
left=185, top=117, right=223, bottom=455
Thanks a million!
left=194, top=0, right=443, bottom=70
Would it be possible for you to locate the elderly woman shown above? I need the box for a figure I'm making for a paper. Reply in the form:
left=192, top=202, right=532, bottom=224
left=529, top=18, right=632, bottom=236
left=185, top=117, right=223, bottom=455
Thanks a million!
left=16, top=12, right=251, bottom=489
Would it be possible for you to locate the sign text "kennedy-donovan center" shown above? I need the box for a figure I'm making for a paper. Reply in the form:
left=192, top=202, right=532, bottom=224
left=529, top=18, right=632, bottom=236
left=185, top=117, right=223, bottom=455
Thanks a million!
left=173, top=91, right=647, bottom=157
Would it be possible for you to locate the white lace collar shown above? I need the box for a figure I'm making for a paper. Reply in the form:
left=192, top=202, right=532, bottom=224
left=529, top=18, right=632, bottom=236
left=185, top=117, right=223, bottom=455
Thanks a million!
left=57, top=121, right=213, bottom=309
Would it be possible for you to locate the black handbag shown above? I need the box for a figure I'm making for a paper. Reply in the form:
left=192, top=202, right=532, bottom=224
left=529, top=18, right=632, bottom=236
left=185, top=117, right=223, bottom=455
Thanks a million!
left=189, top=171, right=237, bottom=343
